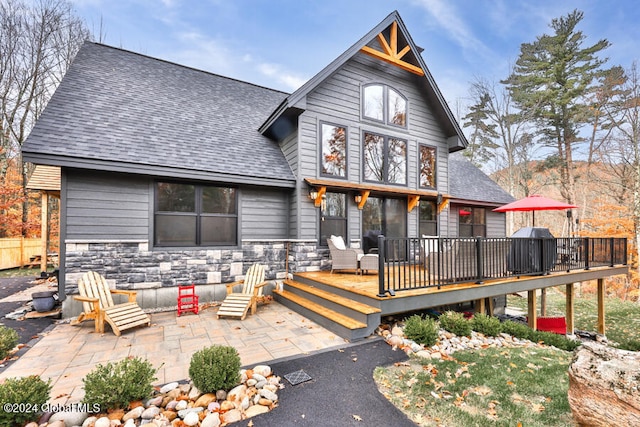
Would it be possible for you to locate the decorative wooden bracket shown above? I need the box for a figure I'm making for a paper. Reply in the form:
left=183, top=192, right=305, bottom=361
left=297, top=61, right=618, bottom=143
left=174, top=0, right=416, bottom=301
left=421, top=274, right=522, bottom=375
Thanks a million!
left=407, top=195, right=420, bottom=212
left=437, top=197, right=449, bottom=214
left=360, top=21, right=425, bottom=76
left=314, top=186, right=326, bottom=208
left=357, top=190, right=370, bottom=210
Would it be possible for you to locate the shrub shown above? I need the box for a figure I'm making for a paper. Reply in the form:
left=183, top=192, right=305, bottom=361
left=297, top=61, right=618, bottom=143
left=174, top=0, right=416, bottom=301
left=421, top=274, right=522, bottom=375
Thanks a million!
left=403, top=314, right=439, bottom=347
left=0, top=326, right=18, bottom=360
left=0, top=375, right=51, bottom=426
left=471, top=313, right=502, bottom=337
left=439, top=311, right=471, bottom=337
left=189, top=345, right=241, bottom=393
left=500, top=320, right=534, bottom=340
left=83, top=357, right=157, bottom=411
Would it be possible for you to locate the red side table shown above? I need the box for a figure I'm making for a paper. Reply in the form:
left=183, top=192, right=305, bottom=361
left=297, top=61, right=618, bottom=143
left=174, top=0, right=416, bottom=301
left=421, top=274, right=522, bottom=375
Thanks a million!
left=177, top=284, right=199, bottom=316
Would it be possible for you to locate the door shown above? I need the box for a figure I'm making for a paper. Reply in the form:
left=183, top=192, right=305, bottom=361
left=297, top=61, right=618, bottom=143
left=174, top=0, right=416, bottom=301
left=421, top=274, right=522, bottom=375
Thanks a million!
left=362, top=196, right=407, bottom=254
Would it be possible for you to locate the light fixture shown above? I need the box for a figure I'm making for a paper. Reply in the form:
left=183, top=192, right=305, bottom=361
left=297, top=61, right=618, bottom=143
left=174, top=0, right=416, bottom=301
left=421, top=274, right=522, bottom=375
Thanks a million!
left=309, top=188, right=319, bottom=201
left=320, top=194, right=327, bottom=211
left=354, top=194, right=362, bottom=204
left=436, top=193, right=443, bottom=206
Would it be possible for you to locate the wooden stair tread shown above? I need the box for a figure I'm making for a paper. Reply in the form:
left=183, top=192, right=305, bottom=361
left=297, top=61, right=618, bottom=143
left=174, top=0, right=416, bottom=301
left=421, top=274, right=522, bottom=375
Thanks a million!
left=283, top=280, right=380, bottom=314
left=274, top=289, right=367, bottom=330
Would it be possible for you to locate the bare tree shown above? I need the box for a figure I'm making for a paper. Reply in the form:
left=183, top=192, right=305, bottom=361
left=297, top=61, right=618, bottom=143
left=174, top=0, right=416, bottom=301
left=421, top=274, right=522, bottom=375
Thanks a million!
left=0, top=0, right=89, bottom=235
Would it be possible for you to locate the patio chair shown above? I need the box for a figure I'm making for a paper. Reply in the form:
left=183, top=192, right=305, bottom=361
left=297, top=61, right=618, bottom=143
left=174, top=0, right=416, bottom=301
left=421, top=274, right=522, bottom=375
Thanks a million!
left=217, top=263, right=268, bottom=320
left=327, top=235, right=364, bottom=273
left=70, top=271, right=151, bottom=336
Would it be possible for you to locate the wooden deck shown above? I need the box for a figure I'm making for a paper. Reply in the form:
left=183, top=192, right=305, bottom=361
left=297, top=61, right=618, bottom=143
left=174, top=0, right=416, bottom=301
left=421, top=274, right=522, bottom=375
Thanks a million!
left=273, top=265, right=628, bottom=341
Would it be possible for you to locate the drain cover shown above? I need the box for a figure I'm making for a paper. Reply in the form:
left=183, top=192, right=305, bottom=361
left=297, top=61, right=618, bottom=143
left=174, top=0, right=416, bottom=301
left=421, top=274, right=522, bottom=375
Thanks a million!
left=284, top=369, right=312, bottom=386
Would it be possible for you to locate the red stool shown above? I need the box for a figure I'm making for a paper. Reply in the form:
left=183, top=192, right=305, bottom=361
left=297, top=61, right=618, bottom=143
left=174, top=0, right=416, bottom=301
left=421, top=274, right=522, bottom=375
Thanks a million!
left=177, top=284, right=199, bottom=316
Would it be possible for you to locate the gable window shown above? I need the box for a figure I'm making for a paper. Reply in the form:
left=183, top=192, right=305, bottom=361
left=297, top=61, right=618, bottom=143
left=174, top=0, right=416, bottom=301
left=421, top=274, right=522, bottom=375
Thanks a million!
left=419, top=201, right=437, bottom=236
left=320, top=123, right=347, bottom=178
left=363, top=132, right=406, bottom=185
left=320, top=192, right=346, bottom=246
left=419, top=145, right=436, bottom=188
left=155, top=182, right=237, bottom=246
left=459, top=207, right=486, bottom=237
left=363, top=83, right=407, bottom=127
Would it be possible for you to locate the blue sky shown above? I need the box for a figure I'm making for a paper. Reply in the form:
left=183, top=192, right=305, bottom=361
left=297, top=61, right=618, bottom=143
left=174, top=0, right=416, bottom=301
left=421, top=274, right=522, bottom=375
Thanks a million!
left=70, top=0, right=640, bottom=111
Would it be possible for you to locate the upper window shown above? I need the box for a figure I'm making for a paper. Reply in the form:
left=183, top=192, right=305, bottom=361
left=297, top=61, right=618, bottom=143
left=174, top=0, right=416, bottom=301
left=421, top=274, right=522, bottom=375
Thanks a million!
left=419, top=145, right=436, bottom=188
left=363, top=84, right=407, bottom=127
left=320, top=123, right=347, bottom=178
left=458, top=207, right=486, bottom=238
left=363, top=132, right=407, bottom=185
left=155, top=182, right=237, bottom=246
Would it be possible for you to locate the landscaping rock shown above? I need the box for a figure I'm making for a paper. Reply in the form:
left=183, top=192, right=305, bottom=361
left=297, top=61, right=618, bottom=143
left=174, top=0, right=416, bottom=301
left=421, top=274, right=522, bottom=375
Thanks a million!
left=568, top=341, right=640, bottom=426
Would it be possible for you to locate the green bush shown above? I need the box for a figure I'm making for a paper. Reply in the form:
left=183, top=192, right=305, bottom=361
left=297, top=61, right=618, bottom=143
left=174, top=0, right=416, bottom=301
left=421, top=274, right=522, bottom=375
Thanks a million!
left=500, top=320, right=534, bottom=340
left=470, top=313, right=502, bottom=337
left=0, top=326, right=19, bottom=360
left=82, top=357, right=157, bottom=411
left=189, top=345, right=241, bottom=393
left=0, top=375, right=51, bottom=426
left=439, top=311, right=472, bottom=337
left=403, top=314, right=439, bottom=347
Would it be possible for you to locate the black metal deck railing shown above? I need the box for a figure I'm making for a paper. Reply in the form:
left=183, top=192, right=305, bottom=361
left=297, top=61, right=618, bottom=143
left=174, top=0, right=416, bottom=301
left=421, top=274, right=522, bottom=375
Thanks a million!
left=375, top=235, right=628, bottom=297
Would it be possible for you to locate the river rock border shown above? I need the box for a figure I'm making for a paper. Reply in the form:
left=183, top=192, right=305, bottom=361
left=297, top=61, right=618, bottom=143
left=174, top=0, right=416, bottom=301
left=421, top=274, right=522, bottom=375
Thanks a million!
left=32, top=365, right=280, bottom=427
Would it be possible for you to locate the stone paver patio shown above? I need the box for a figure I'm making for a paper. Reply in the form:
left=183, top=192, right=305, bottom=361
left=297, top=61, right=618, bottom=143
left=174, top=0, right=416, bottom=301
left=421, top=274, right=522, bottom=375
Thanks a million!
left=0, top=302, right=344, bottom=405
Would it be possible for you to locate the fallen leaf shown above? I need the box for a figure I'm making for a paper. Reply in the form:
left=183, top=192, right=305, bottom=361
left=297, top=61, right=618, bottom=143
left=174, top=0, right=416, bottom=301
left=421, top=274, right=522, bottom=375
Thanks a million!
left=352, top=414, right=362, bottom=421
left=352, top=357, right=358, bottom=362
left=247, top=421, right=254, bottom=427
left=531, top=403, right=545, bottom=412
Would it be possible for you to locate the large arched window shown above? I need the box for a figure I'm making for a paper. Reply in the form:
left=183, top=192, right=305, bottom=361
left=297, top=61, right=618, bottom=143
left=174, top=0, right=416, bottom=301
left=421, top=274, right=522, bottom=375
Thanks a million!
left=362, top=84, right=407, bottom=127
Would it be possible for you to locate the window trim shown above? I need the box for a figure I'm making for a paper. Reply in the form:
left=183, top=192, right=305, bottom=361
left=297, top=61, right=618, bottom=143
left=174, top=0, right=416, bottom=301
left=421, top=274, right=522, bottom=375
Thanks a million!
left=319, top=121, right=348, bottom=179
left=361, top=83, right=408, bottom=129
left=362, top=130, right=408, bottom=186
left=153, top=181, right=239, bottom=248
left=458, top=206, right=486, bottom=238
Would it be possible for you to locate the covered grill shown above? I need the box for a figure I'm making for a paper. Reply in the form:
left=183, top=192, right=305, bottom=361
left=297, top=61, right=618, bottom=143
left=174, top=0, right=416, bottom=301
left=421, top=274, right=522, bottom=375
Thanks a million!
left=507, top=227, right=557, bottom=274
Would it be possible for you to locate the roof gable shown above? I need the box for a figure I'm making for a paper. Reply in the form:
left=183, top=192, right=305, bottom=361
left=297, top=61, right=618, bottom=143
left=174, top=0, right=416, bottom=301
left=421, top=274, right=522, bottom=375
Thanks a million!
left=260, top=10, right=468, bottom=152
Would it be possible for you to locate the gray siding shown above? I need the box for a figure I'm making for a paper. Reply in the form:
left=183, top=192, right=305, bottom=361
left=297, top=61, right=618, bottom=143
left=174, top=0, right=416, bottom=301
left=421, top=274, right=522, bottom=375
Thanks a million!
left=297, top=53, right=450, bottom=241
left=241, top=187, right=290, bottom=239
left=66, top=170, right=150, bottom=240
left=486, top=211, right=507, bottom=238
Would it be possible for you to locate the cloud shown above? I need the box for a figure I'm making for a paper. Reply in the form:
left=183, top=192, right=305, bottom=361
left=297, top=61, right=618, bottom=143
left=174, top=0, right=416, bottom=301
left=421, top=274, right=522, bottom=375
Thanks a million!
left=411, top=0, right=490, bottom=57
left=257, top=62, right=307, bottom=91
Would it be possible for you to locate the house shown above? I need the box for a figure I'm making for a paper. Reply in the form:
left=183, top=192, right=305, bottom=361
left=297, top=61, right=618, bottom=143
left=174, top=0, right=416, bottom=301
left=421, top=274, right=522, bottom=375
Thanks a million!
left=22, top=11, right=515, bottom=318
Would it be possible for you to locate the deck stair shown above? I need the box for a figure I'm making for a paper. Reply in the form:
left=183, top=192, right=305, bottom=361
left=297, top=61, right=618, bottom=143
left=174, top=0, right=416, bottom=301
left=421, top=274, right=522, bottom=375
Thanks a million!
left=273, top=277, right=381, bottom=341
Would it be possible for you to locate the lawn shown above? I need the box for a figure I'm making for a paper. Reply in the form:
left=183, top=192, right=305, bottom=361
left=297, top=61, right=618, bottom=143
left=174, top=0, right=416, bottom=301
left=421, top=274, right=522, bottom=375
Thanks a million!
left=0, top=267, right=41, bottom=278
left=507, top=286, right=640, bottom=350
left=374, top=288, right=640, bottom=426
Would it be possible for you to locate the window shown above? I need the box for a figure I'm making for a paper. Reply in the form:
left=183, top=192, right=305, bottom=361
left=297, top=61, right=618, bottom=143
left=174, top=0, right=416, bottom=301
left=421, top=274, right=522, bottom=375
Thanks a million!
left=363, top=132, right=406, bottom=185
left=419, top=145, right=436, bottom=188
left=155, top=182, right=237, bottom=246
left=320, top=192, right=346, bottom=246
left=419, top=201, right=437, bottom=236
left=458, top=207, right=486, bottom=237
left=362, top=196, right=407, bottom=255
left=363, top=83, right=407, bottom=127
left=320, top=123, right=347, bottom=177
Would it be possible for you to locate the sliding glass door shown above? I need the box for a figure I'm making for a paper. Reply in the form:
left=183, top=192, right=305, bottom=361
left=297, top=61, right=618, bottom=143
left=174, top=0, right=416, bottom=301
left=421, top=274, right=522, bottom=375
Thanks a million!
left=362, top=196, right=406, bottom=254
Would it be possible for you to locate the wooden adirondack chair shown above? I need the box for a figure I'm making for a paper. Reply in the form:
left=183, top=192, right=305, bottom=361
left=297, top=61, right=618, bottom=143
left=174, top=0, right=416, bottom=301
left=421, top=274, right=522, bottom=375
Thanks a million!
left=217, top=264, right=268, bottom=320
left=70, top=271, right=151, bottom=336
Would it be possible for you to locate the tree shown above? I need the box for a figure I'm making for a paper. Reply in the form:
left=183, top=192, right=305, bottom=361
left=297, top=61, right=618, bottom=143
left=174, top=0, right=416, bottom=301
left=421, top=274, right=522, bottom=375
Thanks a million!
left=503, top=9, right=610, bottom=206
left=0, top=0, right=89, bottom=236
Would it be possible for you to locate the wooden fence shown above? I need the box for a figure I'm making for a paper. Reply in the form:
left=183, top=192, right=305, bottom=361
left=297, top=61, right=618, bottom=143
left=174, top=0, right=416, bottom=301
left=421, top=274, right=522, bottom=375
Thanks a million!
left=0, top=237, right=42, bottom=270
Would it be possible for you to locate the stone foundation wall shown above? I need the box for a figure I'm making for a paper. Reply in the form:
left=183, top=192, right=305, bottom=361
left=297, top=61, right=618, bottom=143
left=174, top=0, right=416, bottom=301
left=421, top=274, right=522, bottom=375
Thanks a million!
left=62, top=239, right=329, bottom=318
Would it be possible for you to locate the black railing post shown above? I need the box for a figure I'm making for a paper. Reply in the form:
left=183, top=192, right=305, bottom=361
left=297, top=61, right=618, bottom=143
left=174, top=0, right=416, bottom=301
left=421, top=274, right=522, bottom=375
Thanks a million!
left=376, top=235, right=394, bottom=297
left=584, top=237, right=590, bottom=270
left=475, top=237, right=484, bottom=284
left=610, top=237, right=615, bottom=267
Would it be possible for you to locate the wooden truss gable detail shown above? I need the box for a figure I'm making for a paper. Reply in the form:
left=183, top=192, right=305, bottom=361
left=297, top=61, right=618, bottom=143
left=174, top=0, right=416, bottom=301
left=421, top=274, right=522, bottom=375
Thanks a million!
left=360, top=21, right=425, bottom=76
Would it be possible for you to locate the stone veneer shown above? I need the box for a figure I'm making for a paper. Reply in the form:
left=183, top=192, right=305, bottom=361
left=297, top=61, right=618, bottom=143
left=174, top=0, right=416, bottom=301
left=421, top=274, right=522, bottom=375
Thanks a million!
left=61, top=239, right=329, bottom=318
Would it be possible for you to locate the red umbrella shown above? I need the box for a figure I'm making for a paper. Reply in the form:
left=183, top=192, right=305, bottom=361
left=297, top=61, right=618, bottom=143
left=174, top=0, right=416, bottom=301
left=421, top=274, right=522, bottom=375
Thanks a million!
left=493, top=195, right=578, bottom=226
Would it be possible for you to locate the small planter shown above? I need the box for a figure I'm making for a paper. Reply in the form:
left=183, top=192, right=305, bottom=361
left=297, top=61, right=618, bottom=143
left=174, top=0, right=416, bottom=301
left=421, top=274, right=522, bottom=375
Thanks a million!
left=31, top=291, right=56, bottom=313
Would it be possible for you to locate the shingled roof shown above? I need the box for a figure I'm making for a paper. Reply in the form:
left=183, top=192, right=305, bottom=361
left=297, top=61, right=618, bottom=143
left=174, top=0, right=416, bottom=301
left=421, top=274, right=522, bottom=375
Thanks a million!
left=22, top=42, right=295, bottom=187
left=448, top=152, right=515, bottom=206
